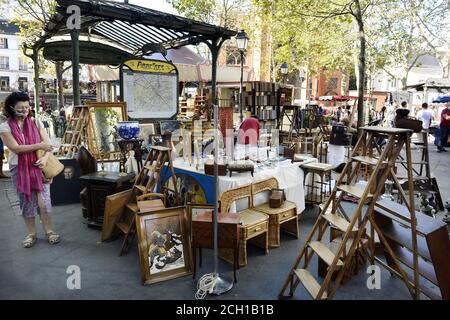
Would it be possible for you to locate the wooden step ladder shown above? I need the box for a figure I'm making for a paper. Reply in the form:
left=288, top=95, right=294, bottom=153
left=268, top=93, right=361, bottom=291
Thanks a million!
left=58, top=106, right=89, bottom=158
left=279, top=126, right=423, bottom=300
left=116, top=146, right=179, bottom=255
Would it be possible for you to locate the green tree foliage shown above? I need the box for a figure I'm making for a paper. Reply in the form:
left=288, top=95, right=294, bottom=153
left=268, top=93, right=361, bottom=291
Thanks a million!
left=254, top=0, right=355, bottom=76
left=255, top=0, right=373, bottom=128
left=166, top=0, right=252, bottom=60
left=367, top=0, right=450, bottom=85
left=167, top=0, right=251, bottom=28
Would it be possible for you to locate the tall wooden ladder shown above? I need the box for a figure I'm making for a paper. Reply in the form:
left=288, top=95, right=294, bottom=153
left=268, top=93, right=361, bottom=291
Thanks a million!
left=394, top=130, right=430, bottom=181
left=279, top=126, right=421, bottom=300
left=58, top=106, right=89, bottom=158
left=116, top=146, right=179, bottom=255
left=391, top=130, right=444, bottom=213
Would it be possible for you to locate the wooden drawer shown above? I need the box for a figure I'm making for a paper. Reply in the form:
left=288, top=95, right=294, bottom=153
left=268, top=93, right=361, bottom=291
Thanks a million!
left=192, top=221, right=239, bottom=249
left=279, top=208, right=296, bottom=223
left=243, top=220, right=268, bottom=239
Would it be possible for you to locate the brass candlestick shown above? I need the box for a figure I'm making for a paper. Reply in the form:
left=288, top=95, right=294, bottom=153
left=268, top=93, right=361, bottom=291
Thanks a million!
left=98, top=150, right=108, bottom=176
left=118, top=151, right=127, bottom=176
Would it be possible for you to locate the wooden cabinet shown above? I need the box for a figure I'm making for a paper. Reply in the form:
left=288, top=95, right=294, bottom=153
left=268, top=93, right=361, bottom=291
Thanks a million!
left=80, top=172, right=135, bottom=228
left=191, top=213, right=240, bottom=282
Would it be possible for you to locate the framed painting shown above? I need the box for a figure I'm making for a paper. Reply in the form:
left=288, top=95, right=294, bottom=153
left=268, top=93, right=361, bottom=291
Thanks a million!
left=159, top=120, right=180, bottom=134
left=85, top=102, right=127, bottom=158
left=138, top=123, right=156, bottom=149
left=136, top=206, right=193, bottom=285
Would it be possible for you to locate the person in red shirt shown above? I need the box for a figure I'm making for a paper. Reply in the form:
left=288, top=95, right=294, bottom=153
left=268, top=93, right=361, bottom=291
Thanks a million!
left=237, top=115, right=260, bottom=145
left=438, top=103, right=450, bottom=153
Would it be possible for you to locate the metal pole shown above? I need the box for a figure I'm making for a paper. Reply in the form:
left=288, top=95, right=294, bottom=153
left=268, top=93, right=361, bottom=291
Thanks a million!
left=209, top=40, right=233, bottom=295
left=71, top=29, right=80, bottom=106
left=211, top=46, right=219, bottom=277
left=239, top=50, right=244, bottom=123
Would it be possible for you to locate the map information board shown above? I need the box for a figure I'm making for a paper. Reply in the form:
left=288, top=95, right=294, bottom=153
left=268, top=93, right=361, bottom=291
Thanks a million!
left=121, top=59, right=178, bottom=119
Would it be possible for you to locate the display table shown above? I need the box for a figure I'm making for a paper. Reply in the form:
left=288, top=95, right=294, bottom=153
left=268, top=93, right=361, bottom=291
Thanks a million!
left=165, top=157, right=317, bottom=214
left=80, top=172, right=135, bottom=228
left=218, top=161, right=306, bottom=214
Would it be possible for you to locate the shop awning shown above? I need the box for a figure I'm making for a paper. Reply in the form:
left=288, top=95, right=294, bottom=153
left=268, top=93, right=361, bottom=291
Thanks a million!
left=315, top=95, right=368, bottom=101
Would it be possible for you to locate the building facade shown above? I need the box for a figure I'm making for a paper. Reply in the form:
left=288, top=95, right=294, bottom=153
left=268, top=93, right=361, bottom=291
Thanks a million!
left=0, top=20, right=32, bottom=93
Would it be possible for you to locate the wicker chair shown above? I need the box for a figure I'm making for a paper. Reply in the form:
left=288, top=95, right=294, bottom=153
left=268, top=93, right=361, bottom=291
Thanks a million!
left=251, top=177, right=299, bottom=248
left=219, top=184, right=269, bottom=267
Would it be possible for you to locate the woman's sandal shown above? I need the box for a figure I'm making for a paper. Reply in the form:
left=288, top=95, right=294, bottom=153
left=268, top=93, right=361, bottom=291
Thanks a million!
left=46, top=231, right=60, bottom=245
left=22, top=234, right=37, bottom=248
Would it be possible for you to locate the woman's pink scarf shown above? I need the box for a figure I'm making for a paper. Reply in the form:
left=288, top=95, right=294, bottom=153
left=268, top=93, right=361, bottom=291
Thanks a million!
left=8, top=117, right=43, bottom=202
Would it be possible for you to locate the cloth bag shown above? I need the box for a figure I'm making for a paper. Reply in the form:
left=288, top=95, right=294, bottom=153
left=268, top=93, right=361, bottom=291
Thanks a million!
left=36, top=150, right=64, bottom=179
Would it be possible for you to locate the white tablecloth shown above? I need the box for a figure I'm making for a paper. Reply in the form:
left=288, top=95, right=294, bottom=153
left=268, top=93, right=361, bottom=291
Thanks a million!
left=219, top=161, right=306, bottom=214
left=172, top=157, right=317, bottom=215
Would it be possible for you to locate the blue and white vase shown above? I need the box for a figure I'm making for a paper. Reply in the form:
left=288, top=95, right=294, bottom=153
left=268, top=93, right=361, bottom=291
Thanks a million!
left=117, top=121, right=140, bottom=140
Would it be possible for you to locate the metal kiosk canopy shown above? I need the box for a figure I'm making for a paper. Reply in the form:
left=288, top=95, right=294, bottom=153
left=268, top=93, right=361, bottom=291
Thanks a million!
left=37, top=0, right=236, bottom=106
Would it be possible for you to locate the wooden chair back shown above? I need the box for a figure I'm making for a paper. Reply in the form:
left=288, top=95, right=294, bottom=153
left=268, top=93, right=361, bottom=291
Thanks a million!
left=219, top=184, right=252, bottom=213
left=137, top=192, right=166, bottom=207
left=137, top=192, right=167, bottom=213
left=252, top=177, right=279, bottom=196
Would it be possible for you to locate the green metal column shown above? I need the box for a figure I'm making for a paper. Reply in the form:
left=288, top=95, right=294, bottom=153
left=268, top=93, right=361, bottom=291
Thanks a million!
left=71, top=29, right=81, bottom=106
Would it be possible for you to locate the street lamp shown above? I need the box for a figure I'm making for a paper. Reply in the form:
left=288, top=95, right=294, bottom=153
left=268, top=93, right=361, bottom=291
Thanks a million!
left=280, top=62, right=288, bottom=83
left=236, top=29, right=249, bottom=123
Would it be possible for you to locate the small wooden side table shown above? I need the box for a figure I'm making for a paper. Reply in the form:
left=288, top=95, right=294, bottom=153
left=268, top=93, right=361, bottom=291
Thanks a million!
left=301, top=162, right=335, bottom=205
left=191, top=212, right=240, bottom=283
left=79, top=171, right=135, bottom=228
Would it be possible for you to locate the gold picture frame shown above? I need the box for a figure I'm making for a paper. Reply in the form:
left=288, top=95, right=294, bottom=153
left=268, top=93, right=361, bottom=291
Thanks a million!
left=136, top=206, right=193, bottom=285
left=85, top=102, right=127, bottom=159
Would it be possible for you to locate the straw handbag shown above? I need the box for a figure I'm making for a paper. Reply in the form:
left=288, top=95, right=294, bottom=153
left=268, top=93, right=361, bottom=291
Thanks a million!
left=36, top=150, right=64, bottom=179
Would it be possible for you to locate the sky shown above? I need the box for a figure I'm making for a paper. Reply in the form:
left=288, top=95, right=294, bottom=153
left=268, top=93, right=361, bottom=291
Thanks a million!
left=127, top=0, right=178, bottom=14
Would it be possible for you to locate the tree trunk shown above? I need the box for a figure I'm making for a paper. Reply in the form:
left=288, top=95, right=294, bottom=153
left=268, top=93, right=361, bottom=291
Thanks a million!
left=444, top=66, right=449, bottom=79
left=32, top=51, right=40, bottom=113
left=55, top=61, right=65, bottom=110
left=355, top=0, right=366, bottom=129
left=401, top=76, right=407, bottom=90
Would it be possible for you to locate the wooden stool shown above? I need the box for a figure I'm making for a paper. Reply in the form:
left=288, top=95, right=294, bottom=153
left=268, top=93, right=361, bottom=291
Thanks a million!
left=301, top=162, right=335, bottom=205
left=251, top=178, right=299, bottom=248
